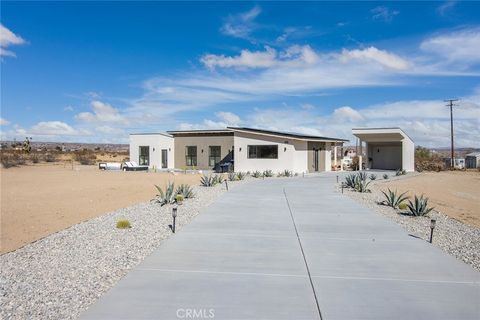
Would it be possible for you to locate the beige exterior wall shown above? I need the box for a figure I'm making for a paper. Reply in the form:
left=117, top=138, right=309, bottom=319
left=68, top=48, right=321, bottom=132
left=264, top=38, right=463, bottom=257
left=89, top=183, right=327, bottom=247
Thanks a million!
left=233, top=132, right=308, bottom=173
left=129, top=134, right=174, bottom=169
left=173, top=133, right=234, bottom=170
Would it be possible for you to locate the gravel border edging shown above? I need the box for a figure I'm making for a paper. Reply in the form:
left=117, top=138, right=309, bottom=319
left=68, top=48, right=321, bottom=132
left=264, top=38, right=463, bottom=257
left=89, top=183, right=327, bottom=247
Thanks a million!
left=0, top=179, right=251, bottom=320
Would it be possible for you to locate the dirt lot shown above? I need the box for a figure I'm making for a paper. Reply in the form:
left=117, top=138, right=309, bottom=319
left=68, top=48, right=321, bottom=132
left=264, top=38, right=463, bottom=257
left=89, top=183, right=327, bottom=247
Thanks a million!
left=373, top=171, right=480, bottom=228
left=0, top=164, right=201, bottom=253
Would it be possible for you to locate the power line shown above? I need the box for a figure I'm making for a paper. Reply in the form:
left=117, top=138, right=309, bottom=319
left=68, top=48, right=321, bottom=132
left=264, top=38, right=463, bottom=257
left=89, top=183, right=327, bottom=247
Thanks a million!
left=444, top=99, right=459, bottom=169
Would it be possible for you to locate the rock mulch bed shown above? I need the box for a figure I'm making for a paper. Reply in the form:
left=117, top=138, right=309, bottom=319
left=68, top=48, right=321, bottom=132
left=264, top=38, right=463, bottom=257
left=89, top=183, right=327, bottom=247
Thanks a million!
left=0, top=179, right=250, bottom=320
left=342, top=183, right=480, bottom=272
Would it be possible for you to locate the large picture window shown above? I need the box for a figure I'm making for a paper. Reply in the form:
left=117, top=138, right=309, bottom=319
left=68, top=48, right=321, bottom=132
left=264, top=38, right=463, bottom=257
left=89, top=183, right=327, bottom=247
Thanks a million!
left=247, top=145, right=278, bottom=159
left=209, top=146, right=221, bottom=167
left=139, top=146, right=149, bottom=165
left=185, top=146, right=197, bottom=166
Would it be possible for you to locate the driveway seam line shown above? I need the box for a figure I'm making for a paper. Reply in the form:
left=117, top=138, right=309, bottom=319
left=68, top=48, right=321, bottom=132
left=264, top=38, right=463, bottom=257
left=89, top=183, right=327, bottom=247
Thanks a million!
left=283, top=188, right=323, bottom=320
left=135, top=268, right=308, bottom=278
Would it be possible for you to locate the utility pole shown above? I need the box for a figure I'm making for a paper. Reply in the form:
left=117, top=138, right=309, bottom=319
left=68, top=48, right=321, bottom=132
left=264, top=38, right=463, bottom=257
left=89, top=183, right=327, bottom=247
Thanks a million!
left=444, top=99, right=459, bottom=169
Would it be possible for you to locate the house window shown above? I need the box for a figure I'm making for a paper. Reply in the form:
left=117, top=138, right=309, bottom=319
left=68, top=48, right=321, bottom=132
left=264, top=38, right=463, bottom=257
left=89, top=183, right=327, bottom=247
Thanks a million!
left=209, top=146, right=221, bottom=167
left=185, top=146, right=197, bottom=166
left=139, top=146, right=149, bottom=165
left=247, top=145, right=278, bottom=159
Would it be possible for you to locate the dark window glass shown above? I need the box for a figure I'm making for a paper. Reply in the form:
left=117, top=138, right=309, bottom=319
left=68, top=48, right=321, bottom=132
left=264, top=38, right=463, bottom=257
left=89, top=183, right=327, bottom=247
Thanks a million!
left=185, top=146, right=197, bottom=166
left=139, top=146, right=149, bottom=165
left=247, top=145, right=278, bottom=159
left=209, top=146, right=221, bottom=167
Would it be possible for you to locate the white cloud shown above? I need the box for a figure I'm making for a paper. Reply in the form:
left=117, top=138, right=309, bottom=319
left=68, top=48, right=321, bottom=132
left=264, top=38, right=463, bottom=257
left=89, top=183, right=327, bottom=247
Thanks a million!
left=64, top=106, right=74, bottom=112
left=0, top=24, right=26, bottom=58
left=215, top=111, right=241, bottom=125
left=333, top=106, right=364, bottom=122
left=371, top=6, right=399, bottom=22
left=221, top=5, right=261, bottom=40
left=340, top=47, right=411, bottom=70
left=437, top=1, right=457, bottom=16
left=420, top=27, right=480, bottom=65
left=0, top=118, right=10, bottom=126
left=30, top=121, right=83, bottom=136
left=76, top=100, right=128, bottom=124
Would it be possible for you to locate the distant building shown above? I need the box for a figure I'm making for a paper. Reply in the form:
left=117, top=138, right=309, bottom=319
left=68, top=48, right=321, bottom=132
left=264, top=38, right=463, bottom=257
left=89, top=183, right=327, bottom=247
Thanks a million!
left=444, top=158, right=465, bottom=169
left=465, top=152, right=480, bottom=169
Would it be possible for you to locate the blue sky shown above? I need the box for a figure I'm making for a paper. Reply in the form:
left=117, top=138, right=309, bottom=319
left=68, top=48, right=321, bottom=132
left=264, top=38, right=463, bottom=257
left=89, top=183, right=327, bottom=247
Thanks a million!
left=1, top=1, right=479, bottom=147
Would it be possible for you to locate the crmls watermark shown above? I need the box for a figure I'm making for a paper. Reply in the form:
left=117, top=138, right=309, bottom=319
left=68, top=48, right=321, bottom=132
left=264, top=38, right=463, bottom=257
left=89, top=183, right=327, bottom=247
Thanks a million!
left=176, top=308, right=215, bottom=319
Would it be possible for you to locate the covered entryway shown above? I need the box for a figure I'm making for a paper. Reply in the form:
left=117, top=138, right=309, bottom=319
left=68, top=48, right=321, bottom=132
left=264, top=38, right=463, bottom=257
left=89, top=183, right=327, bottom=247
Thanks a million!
left=352, top=127, right=415, bottom=172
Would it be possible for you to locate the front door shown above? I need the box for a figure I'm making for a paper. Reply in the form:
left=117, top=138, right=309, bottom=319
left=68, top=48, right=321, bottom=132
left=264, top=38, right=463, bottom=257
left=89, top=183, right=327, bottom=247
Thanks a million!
left=161, top=149, right=168, bottom=168
left=139, top=146, right=149, bottom=166
left=314, top=149, right=319, bottom=171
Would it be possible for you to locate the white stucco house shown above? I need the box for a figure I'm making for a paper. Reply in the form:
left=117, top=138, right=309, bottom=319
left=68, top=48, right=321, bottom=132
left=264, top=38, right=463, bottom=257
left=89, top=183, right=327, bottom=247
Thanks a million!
left=129, top=133, right=174, bottom=169
left=352, top=127, right=415, bottom=172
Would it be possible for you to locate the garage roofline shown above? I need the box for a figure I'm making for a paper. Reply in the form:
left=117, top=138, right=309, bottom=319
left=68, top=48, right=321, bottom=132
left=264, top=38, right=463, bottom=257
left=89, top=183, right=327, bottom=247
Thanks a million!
left=352, top=127, right=413, bottom=142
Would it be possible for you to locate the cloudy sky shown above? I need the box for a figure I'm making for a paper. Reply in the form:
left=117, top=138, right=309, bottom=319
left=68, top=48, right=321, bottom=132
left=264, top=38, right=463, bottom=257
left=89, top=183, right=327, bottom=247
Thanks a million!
left=1, top=2, right=479, bottom=147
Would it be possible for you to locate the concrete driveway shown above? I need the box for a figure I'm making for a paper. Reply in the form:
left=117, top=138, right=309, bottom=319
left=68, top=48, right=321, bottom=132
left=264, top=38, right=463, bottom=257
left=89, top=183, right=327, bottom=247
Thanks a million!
left=82, top=174, right=480, bottom=320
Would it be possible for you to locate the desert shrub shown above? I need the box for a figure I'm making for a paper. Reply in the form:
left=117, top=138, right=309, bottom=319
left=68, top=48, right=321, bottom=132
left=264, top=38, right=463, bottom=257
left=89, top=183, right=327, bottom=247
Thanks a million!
left=44, top=153, right=58, bottom=163
left=369, top=174, right=377, bottom=180
left=175, top=194, right=184, bottom=204
left=395, top=169, right=402, bottom=176
left=380, top=189, right=409, bottom=209
left=398, top=202, right=408, bottom=210
left=176, top=184, right=194, bottom=198
left=212, top=174, right=225, bottom=185
left=200, top=175, right=215, bottom=187
left=344, top=173, right=357, bottom=188
left=74, top=149, right=96, bottom=165
left=263, top=170, right=274, bottom=177
left=354, top=176, right=371, bottom=193
left=407, top=195, right=434, bottom=216
left=116, top=219, right=131, bottom=229
left=383, top=174, right=389, bottom=180
left=30, top=153, right=40, bottom=163
left=154, top=182, right=176, bottom=205
left=236, top=172, right=246, bottom=180
left=252, top=171, right=262, bottom=178
left=401, top=169, right=407, bottom=175
left=344, top=172, right=371, bottom=192
left=228, top=172, right=237, bottom=181
left=415, top=146, right=445, bottom=172
left=278, top=169, right=293, bottom=177
left=351, top=156, right=360, bottom=170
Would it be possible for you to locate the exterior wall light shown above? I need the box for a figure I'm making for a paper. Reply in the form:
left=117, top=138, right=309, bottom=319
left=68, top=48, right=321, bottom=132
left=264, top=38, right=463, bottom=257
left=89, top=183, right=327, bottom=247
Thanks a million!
left=429, top=219, right=436, bottom=243
left=239, top=147, right=242, bottom=152
left=171, top=207, right=177, bottom=233
left=284, top=147, right=287, bottom=152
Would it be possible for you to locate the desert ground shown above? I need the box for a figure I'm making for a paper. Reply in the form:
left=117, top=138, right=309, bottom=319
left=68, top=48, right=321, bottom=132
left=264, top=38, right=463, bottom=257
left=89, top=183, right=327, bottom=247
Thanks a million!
left=0, top=163, right=201, bottom=253
left=372, top=170, right=480, bottom=227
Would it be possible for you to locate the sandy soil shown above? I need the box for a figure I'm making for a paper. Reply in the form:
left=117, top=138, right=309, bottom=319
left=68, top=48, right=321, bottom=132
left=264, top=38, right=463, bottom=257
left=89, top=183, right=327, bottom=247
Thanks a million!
left=372, top=171, right=480, bottom=227
left=0, top=164, right=201, bottom=253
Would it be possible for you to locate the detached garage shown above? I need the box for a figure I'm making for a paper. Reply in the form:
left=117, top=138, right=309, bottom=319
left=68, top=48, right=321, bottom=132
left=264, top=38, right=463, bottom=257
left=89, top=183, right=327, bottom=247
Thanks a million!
left=352, top=127, right=415, bottom=172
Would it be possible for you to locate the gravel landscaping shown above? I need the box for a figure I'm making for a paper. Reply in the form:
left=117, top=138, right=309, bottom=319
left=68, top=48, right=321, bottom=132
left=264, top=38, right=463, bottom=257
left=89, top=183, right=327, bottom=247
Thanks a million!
left=0, top=178, right=251, bottom=320
left=341, top=180, right=480, bottom=272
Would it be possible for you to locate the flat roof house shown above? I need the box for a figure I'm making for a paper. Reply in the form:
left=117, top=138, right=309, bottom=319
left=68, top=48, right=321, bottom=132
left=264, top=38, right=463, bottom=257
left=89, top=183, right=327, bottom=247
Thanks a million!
left=129, top=133, right=174, bottom=169
left=352, top=127, right=415, bottom=172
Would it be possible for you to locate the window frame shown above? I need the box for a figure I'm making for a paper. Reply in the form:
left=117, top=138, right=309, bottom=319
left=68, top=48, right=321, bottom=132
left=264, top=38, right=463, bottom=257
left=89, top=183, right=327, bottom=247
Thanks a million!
left=208, top=146, right=221, bottom=167
left=247, top=145, right=278, bottom=159
left=185, top=146, right=197, bottom=167
left=139, top=146, right=150, bottom=166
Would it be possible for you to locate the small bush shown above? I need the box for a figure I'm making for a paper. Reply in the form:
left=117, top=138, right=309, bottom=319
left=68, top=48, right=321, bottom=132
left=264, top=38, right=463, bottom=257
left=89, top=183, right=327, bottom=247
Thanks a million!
left=74, top=149, right=96, bottom=165
left=116, top=219, right=131, bottom=229
left=398, top=202, right=408, bottom=210
left=236, top=172, right=246, bottom=180
left=212, top=174, right=224, bottom=185
left=30, top=153, right=40, bottom=163
left=263, top=170, right=274, bottom=177
left=383, top=174, right=389, bottom=180
left=228, top=172, right=237, bottom=181
left=407, top=195, right=434, bottom=216
left=176, top=184, right=194, bottom=198
left=401, top=169, right=407, bottom=175
left=344, top=172, right=371, bottom=192
left=278, top=169, right=293, bottom=177
left=44, top=153, right=58, bottom=162
left=354, top=177, right=371, bottom=193
left=369, top=174, right=377, bottom=180
left=344, top=174, right=357, bottom=188
left=395, top=169, right=402, bottom=176
left=154, top=182, right=175, bottom=205
left=252, top=171, right=262, bottom=178
left=380, top=189, right=409, bottom=209
left=175, top=194, right=184, bottom=204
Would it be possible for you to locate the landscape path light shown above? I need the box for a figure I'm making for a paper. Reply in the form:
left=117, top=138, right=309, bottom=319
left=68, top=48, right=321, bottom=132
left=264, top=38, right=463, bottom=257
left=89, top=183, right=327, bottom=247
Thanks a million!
left=171, top=207, right=177, bottom=233
left=225, top=179, right=228, bottom=191
left=429, top=219, right=436, bottom=243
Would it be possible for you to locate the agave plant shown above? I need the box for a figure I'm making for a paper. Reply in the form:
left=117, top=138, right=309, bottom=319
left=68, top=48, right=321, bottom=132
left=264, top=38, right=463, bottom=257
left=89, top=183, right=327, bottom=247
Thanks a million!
left=354, top=177, right=371, bottom=193
left=228, top=172, right=237, bottom=181
left=380, top=188, right=409, bottom=209
left=357, top=171, right=368, bottom=181
left=212, top=174, right=225, bottom=184
left=154, top=182, right=176, bottom=205
left=383, top=174, right=389, bottom=180
left=344, top=173, right=357, bottom=188
left=236, top=172, right=246, bottom=180
left=407, top=195, right=434, bottom=216
left=395, top=169, right=403, bottom=176
left=175, top=184, right=195, bottom=198
left=369, top=174, right=377, bottom=180
left=200, top=175, right=215, bottom=187
left=263, top=169, right=274, bottom=177
left=252, top=171, right=262, bottom=178
left=283, top=170, right=293, bottom=177
left=401, top=169, right=407, bottom=175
